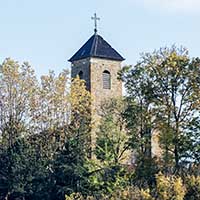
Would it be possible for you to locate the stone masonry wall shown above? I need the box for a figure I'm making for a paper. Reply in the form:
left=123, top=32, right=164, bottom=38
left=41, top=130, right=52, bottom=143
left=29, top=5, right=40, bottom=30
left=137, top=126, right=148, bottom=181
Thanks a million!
left=71, top=57, right=122, bottom=112
left=71, top=58, right=91, bottom=90
left=71, top=57, right=122, bottom=156
left=90, top=57, right=122, bottom=114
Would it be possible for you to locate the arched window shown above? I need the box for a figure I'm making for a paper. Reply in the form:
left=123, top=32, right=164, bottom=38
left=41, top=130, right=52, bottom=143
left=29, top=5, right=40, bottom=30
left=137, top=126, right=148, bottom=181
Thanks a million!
left=78, top=71, right=83, bottom=79
left=102, top=70, right=111, bottom=89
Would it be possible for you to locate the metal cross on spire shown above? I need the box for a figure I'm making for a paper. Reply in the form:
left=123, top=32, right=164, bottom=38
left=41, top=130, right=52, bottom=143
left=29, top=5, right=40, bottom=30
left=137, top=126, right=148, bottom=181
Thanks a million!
left=91, top=13, right=100, bottom=34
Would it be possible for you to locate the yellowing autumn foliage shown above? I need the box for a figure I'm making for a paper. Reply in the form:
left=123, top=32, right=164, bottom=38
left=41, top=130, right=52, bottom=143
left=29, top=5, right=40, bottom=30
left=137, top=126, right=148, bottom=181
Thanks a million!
left=70, top=77, right=92, bottom=124
left=0, top=58, right=38, bottom=147
left=156, top=172, right=185, bottom=200
left=0, top=59, right=92, bottom=156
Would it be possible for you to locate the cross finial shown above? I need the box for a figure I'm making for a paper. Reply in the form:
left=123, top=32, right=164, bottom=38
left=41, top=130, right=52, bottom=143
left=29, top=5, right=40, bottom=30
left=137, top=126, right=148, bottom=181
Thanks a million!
left=91, top=13, right=100, bottom=34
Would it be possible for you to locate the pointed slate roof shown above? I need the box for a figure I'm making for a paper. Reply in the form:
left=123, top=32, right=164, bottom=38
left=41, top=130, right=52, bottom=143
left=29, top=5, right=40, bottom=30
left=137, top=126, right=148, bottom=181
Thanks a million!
left=69, top=34, right=125, bottom=62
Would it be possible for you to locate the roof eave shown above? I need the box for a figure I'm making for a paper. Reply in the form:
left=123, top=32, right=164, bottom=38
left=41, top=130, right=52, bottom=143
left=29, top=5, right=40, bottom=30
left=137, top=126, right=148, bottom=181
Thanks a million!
left=69, top=55, right=125, bottom=63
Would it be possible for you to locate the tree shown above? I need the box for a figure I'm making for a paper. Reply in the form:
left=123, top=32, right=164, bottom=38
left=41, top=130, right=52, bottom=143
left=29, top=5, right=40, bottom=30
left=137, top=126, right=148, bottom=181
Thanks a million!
left=0, top=138, right=52, bottom=200
left=95, top=98, right=130, bottom=164
left=120, top=65, right=159, bottom=186
left=86, top=98, right=130, bottom=196
left=0, top=58, right=38, bottom=147
left=0, top=58, right=73, bottom=157
left=69, top=76, right=92, bottom=157
left=29, top=70, right=71, bottom=157
left=0, top=58, right=75, bottom=199
left=52, top=77, right=92, bottom=199
left=121, top=46, right=200, bottom=173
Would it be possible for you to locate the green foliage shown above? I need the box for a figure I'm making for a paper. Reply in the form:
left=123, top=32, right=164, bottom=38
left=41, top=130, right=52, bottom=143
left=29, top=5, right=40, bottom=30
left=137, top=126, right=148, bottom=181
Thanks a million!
left=0, top=139, right=52, bottom=200
left=87, top=160, right=129, bottom=197
left=69, top=77, right=92, bottom=156
left=155, top=172, right=186, bottom=200
left=181, top=118, right=200, bottom=164
left=121, top=46, right=200, bottom=172
left=0, top=48, right=200, bottom=200
left=95, top=98, right=130, bottom=164
left=0, top=58, right=38, bottom=147
left=50, top=77, right=93, bottom=199
left=82, top=98, right=131, bottom=196
left=63, top=173, right=190, bottom=200
left=52, top=138, right=90, bottom=199
left=184, top=175, right=200, bottom=200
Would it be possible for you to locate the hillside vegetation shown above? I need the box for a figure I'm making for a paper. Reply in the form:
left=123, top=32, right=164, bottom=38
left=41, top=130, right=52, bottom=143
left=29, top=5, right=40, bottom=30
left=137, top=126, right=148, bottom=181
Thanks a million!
left=0, top=46, right=200, bottom=200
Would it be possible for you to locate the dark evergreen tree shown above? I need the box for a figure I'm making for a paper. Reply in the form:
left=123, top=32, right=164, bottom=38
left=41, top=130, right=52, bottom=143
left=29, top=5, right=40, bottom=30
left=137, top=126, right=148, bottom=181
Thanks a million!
left=0, top=139, right=52, bottom=200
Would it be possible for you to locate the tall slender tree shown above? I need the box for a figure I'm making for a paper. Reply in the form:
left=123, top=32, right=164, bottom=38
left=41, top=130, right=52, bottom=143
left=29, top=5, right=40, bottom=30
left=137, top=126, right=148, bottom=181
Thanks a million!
left=0, top=58, right=38, bottom=147
left=121, top=46, right=200, bottom=173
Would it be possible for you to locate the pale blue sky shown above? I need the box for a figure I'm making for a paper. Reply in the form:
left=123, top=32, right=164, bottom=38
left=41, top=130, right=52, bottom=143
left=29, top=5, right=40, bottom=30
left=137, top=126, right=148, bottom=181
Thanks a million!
left=0, top=0, right=200, bottom=77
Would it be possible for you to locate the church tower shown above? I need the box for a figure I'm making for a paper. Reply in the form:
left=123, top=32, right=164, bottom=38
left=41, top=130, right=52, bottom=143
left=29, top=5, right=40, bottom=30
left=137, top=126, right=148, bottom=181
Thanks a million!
left=69, top=14, right=124, bottom=114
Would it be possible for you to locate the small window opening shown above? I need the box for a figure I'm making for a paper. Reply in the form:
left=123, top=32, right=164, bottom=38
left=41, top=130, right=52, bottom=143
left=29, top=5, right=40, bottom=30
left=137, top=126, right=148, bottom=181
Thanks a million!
left=103, top=70, right=111, bottom=89
left=78, top=71, right=83, bottom=79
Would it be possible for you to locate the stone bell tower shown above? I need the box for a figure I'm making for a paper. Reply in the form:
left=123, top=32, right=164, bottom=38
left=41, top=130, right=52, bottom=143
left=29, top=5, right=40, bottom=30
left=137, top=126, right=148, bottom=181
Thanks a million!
left=68, top=14, right=125, bottom=115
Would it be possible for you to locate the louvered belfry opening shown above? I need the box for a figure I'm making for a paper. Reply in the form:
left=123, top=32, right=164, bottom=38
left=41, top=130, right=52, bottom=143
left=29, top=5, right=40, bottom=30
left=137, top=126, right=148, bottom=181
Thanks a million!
left=103, top=70, right=111, bottom=89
